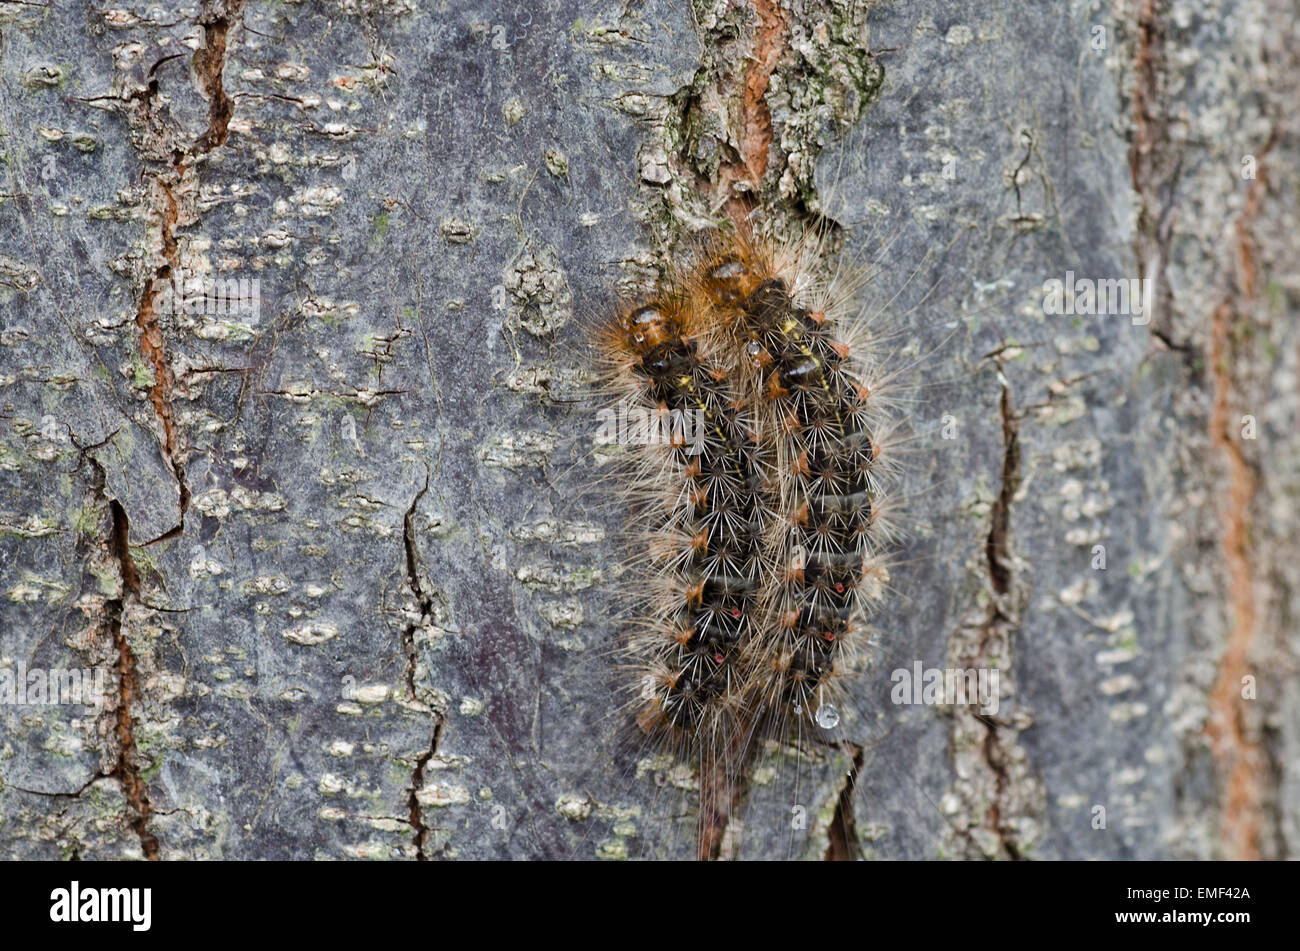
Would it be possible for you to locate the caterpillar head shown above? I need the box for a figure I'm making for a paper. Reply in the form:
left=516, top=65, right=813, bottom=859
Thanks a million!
left=617, top=302, right=682, bottom=355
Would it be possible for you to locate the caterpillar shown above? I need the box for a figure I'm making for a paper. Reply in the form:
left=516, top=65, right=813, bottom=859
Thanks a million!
left=595, top=222, right=897, bottom=858
left=594, top=278, right=771, bottom=857
left=715, top=231, right=895, bottom=738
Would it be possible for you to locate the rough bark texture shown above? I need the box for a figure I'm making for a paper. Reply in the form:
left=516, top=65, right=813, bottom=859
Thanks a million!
left=0, top=0, right=1296, bottom=860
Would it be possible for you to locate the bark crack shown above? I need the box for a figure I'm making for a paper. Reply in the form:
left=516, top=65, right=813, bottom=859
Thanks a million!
left=106, top=498, right=160, bottom=860
left=717, top=0, right=789, bottom=220
left=194, top=1, right=242, bottom=153
left=985, top=385, right=1021, bottom=602
left=977, top=381, right=1024, bottom=860
left=70, top=451, right=164, bottom=858
left=1127, top=0, right=1180, bottom=346
left=945, top=372, right=1036, bottom=860
left=79, top=460, right=163, bottom=861
left=666, top=0, right=792, bottom=226
left=696, top=747, right=751, bottom=861
left=407, top=720, right=444, bottom=861
left=824, top=741, right=863, bottom=860
left=130, top=0, right=244, bottom=545
left=135, top=165, right=189, bottom=546
left=1124, top=0, right=1284, bottom=859
left=402, top=470, right=433, bottom=701
left=1202, top=128, right=1278, bottom=861
left=401, top=469, right=446, bottom=859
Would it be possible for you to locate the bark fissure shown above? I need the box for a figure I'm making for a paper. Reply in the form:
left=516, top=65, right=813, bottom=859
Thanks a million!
left=132, top=0, right=244, bottom=545
left=106, top=497, right=160, bottom=860
left=718, top=0, right=790, bottom=219
left=985, top=385, right=1021, bottom=601
left=958, top=378, right=1027, bottom=861
left=668, top=0, right=792, bottom=225
left=134, top=167, right=188, bottom=547
left=1203, top=129, right=1277, bottom=861
left=824, top=741, right=863, bottom=860
left=401, top=471, right=446, bottom=860
left=1127, top=0, right=1179, bottom=346
left=697, top=743, right=752, bottom=861
left=194, top=2, right=242, bottom=153
left=407, top=720, right=444, bottom=861
left=1124, top=0, right=1286, bottom=860
left=402, top=472, right=433, bottom=701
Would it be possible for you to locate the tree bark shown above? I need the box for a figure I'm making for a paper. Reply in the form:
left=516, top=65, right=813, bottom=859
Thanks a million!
left=0, top=0, right=1295, bottom=859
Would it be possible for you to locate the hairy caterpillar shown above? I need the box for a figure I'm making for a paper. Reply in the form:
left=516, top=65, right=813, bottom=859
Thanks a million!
left=594, top=268, right=770, bottom=858
left=594, top=222, right=900, bottom=858
left=715, top=232, right=897, bottom=736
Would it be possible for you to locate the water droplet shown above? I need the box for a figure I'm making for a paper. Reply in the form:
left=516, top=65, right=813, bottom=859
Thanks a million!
left=746, top=340, right=762, bottom=357
left=815, top=703, right=840, bottom=729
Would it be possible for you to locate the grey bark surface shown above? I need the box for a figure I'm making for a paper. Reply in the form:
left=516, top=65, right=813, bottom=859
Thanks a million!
left=0, top=0, right=1295, bottom=859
